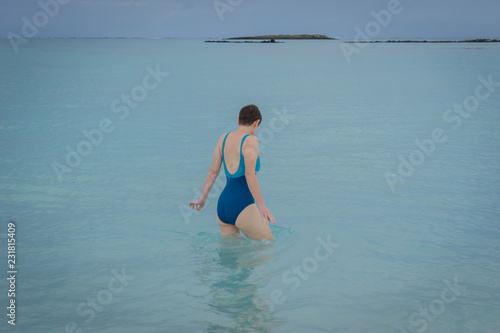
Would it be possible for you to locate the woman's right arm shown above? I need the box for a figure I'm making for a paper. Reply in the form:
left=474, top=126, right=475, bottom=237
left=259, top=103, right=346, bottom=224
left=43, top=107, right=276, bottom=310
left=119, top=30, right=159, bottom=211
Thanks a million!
left=189, top=134, right=224, bottom=211
left=243, top=136, right=276, bottom=224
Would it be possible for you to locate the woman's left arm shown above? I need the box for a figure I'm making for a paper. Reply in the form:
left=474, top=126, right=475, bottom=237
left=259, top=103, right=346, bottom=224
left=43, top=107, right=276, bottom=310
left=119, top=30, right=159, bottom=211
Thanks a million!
left=189, top=135, right=224, bottom=211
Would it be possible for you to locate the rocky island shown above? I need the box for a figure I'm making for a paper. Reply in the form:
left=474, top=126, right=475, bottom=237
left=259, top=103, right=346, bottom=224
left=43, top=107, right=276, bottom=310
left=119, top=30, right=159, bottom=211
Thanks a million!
left=227, top=34, right=334, bottom=40
left=205, top=34, right=334, bottom=43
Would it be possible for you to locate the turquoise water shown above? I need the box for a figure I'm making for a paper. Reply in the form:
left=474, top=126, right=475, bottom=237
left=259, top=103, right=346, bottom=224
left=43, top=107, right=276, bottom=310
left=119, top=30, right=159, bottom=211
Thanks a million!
left=1, top=38, right=499, bottom=332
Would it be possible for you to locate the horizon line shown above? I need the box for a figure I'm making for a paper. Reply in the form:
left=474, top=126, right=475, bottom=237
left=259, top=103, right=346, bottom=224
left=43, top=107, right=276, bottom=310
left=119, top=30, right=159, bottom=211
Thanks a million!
left=1, top=36, right=499, bottom=39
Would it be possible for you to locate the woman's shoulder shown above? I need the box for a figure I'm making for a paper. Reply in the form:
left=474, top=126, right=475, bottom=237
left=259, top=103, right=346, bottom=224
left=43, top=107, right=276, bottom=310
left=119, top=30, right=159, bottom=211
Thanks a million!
left=242, top=135, right=259, bottom=153
left=245, top=134, right=259, bottom=144
left=216, top=132, right=229, bottom=148
left=218, top=132, right=230, bottom=141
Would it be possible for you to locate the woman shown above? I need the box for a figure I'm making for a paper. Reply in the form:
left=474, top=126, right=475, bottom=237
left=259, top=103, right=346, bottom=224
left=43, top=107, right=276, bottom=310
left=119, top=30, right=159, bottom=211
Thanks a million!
left=189, top=105, right=275, bottom=240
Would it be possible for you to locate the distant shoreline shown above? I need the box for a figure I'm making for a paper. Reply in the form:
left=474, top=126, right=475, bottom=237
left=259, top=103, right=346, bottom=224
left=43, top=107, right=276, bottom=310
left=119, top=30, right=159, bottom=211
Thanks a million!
left=227, top=34, right=334, bottom=40
left=344, top=38, right=500, bottom=43
left=205, top=40, right=284, bottom=44
left=1, top=37, right=498, bottom=43
left=205, top=37, right=500, bottom=44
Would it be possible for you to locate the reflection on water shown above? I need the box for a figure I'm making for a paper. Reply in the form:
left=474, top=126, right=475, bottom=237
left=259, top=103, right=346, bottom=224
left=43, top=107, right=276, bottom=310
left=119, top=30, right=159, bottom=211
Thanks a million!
left=190, top=233, right=286, bottom=332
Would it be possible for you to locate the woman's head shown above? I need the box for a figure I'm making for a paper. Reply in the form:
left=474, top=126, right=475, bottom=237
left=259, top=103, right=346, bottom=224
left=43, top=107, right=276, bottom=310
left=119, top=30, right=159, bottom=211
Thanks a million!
left=238, top=104, right=262, bottom=129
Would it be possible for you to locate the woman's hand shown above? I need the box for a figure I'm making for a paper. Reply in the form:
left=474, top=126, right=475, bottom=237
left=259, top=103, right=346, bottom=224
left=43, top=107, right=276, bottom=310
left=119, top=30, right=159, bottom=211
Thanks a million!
left=258, top=204, right=276, bottom=224
left=189, top=198, right=206, bottom=211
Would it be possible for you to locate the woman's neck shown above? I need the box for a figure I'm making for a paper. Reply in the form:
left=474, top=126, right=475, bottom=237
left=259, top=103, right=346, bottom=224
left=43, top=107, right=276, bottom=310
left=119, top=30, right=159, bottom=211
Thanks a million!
left=235, top=126, right=254, bottom=135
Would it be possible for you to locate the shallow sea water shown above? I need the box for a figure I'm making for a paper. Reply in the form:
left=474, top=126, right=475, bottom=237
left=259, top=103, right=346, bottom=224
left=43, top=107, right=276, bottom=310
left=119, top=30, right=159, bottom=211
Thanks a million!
left=0, top=38, right=499, bottom=332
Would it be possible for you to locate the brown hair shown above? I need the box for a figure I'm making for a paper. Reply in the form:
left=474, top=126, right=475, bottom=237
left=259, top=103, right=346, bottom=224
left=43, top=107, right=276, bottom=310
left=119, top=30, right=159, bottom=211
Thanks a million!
left=239, top=104, right=262, bottom=126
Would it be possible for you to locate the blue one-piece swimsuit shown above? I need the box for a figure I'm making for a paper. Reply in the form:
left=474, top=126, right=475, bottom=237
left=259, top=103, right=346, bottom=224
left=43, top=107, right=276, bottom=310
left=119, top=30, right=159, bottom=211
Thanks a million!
left=217, top=133, right=261, bottom=225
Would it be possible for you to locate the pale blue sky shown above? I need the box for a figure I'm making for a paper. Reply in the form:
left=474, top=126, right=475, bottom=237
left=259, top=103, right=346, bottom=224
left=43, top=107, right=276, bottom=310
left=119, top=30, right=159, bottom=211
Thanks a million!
left=1, top=0, right=499, bottom=38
